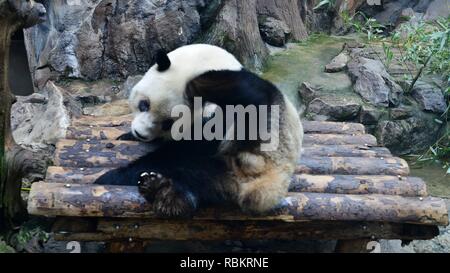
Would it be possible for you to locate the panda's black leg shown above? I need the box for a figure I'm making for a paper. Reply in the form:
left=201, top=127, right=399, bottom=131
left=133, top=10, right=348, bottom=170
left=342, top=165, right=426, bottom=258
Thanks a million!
left=94, top=167, right=131, bottom=185
left=94, top=149, right=165, bottom=186
left=139, top=171, right=198, bottom=218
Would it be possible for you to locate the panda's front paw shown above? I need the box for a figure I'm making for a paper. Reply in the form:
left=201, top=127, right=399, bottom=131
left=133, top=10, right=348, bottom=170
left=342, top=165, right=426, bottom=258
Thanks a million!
left=138, top=172, right=197, bottom=218
left=138, top=172, right=171, bottom=201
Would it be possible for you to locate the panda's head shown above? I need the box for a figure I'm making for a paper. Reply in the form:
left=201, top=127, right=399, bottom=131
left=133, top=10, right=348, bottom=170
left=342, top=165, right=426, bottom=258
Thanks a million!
left=129, top=44, right=243, bottom=142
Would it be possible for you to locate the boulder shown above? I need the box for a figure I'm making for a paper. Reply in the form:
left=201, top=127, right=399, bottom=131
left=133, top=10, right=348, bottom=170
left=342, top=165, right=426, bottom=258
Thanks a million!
left=259, top=17, right=291, bottom=47
left=355, top=0, right=448, bottom=29
left=11, top=82, right=81, bottom=145
left=377, top=114, right=442, bottom=155
left=411, top=81, right=447, bottom=114
left=399, top=8, right=423, bottom=24
left=23, top=93, right=48, bottom=104
left=298, top=82, right=319, bottom=104
left=347, top=57, right=403, bottom=107
left=390, top=106, right=413, bottom=120
left=34, top=66, right=53, bottom=90
left=424, top=0, right=450, bottom=21
left=307, top=97, right=361, bottom=121
left=325, top=52, right=350, bottom=73
left=359, top=105, right=382, bottom=125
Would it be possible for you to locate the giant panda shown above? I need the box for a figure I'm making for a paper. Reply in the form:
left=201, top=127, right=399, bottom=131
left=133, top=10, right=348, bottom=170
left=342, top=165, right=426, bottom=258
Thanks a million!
left=95, top=44, right=303, bottom=218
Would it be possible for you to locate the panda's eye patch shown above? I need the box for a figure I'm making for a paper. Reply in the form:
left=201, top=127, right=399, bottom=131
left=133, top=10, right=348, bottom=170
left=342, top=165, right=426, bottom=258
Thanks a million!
left=138, top=100, right=150, bottom=112
left=161, top=119, right=174, bottom=131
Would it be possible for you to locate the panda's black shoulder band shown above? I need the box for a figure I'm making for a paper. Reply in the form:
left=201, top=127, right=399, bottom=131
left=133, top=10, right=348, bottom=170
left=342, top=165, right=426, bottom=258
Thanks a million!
left=155, top=49, right=171, bottom=72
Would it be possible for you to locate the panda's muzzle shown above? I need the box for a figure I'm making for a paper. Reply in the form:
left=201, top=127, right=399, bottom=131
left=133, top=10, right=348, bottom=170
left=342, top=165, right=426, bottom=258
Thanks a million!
left=133, top=129, right=149, bottom=141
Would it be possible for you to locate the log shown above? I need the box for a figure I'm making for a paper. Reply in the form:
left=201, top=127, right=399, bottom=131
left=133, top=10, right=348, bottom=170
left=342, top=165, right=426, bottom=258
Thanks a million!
left=52, top=218, right=439, bottom=242
left=0, top=0, right=47, bottom=226
left=290, top=174, right=427, bottom=197
left=51, top=155, right=409, bottom=176
left=47, top=155, right=409, bottom=183
left=45, top=166, right=425, bottom=197
left=71, top=116, right=364, bottom=134
left=303, top=121, right=365, bottom=135
left=46, top=167, right=111, bottom=184
left=71, top=114, right=133, bottom=127
left=303, top=145, right=391, bottom=158
left=296, top=156, right=409, bottom=176
left=66, top=119, right=367, bottom=140
left=28, top=182, right=152, bottom=218
left=66, top=126, right=129, bottom=141
left=53, top=140, right=156, bottom=168
left=65, top=123, right=377, bottom=145
left=27, top=182, right=449, bottom=225
left=53, top=140, right=392, bottom=168
left=303, top=134, right=377, bottom=146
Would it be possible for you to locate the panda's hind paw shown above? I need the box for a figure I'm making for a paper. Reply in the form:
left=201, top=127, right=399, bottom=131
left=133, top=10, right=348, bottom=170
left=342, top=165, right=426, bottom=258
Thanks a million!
left=138, top=171, right=171, bottom=201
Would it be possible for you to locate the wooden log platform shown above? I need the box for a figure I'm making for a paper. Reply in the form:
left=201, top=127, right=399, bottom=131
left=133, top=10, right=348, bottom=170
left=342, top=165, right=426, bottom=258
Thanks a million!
left=26, top=114, right=449, bottom=250
left=28, top=182, right=447, bottom=225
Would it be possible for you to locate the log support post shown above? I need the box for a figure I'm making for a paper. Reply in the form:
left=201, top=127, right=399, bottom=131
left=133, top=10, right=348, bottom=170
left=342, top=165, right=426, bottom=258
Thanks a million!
left=105, top=241, right=146, bottom=253
left=0, top=0, right=46, bottom=229
left=335, top=239, right=373, bottom=253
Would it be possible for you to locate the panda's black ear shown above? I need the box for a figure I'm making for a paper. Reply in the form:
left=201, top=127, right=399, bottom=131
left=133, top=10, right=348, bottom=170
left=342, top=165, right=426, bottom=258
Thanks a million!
left=155, top=49, right=171, bottom=72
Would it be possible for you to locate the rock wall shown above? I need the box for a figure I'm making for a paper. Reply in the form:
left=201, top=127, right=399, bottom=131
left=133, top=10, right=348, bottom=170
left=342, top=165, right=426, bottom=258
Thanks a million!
left=24, top=0, right=206, bottom=83
left=22, top=0, right=449, bottom=88
left=23, top=0, right=333, bottom=86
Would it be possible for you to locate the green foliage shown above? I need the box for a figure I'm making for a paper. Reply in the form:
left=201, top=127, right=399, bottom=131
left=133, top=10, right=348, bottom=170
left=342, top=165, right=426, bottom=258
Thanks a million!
left=382, top=42, right=394, bottom=67
left=343, top=12, right=392, bottom=70
left=346, top=14, right=449, bottom=86
left=416, top=130, right=450, bottom=174
left=344, top=12, right=386, bottom=42
left=397, top=18, right=450, bottom=173
left=9, top=226, right=49, bottom=252
left=0, top=239, right=15, bottom=253
left=398, top=17, right=450, bottom=84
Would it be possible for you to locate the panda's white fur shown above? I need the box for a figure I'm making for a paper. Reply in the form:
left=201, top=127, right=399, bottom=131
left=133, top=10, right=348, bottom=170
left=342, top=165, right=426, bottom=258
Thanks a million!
left=129, top=44, right=243, bottom=142
left=96, top=44, right=303, bottom=215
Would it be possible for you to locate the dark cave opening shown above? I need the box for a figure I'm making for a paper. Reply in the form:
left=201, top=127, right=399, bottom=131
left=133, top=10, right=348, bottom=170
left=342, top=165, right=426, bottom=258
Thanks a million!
left=8, top=30, right=34, bottom=96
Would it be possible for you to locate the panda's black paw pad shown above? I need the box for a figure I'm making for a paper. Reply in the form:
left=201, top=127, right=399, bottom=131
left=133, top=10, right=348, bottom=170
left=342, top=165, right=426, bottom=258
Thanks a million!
left=138, top=171, right=171, bottom=201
